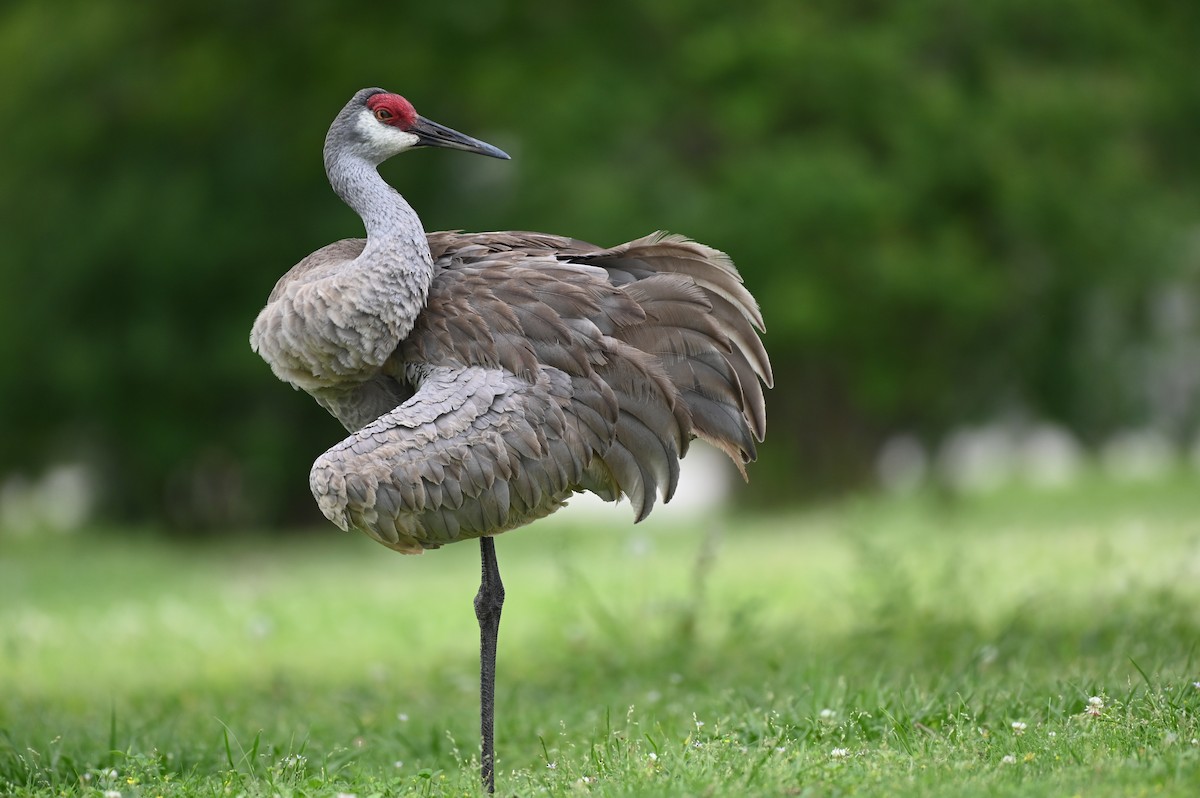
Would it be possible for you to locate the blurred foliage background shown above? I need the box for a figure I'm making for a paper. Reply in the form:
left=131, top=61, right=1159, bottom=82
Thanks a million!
left=1, top=0, right=1198, bottom=530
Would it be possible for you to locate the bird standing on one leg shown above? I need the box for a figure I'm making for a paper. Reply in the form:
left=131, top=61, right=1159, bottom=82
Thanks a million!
left=250, top=87, right=772, bottom=794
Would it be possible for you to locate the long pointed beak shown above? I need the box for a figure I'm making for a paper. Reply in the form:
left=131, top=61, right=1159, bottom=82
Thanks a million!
left=411, top=116, right=511, bottom=160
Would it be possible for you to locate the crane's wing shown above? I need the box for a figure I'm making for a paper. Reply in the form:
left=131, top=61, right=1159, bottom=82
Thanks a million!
left=423, top=230, right=771, bottom=456
left=309, top=231, right=771, bottom=553
left=571, top=232, right=772, bottom=457
left=310, top=363, right=609, bottom=553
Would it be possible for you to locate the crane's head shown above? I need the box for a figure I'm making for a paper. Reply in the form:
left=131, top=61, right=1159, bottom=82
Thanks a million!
left=327, top=87, right=510, bottom=166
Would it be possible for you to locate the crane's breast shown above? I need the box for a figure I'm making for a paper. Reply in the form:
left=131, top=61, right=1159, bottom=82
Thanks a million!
left=250, top=241, right=422, bottom=392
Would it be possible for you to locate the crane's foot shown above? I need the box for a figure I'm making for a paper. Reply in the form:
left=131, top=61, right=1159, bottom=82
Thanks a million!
left=476, top=536, right=505, bottom=794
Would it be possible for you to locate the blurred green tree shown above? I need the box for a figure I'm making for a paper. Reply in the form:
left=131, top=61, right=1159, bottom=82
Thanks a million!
left=1, top=0, right=1197, bottom=527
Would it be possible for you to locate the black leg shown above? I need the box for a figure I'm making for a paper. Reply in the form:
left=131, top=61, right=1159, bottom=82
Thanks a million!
left=475, top=536, right=505, bottom=794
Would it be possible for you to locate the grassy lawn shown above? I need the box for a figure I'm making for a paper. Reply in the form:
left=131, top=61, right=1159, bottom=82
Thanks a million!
left=2, top=475, right=1200, bottom=796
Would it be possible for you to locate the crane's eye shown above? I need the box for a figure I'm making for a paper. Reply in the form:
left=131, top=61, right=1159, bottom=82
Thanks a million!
left=374, top=108, right=393, bottom=122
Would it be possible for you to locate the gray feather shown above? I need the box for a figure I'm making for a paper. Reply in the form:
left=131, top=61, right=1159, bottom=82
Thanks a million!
left=255, top=204, right=771, bottom=551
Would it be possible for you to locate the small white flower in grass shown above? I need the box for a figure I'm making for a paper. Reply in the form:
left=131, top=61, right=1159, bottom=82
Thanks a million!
left=1191, top=739, right=1199, bottom=746
left=1192, top=681, right=1200, bottom=690
left=830, top=748, right=850, bottom=759
left=1000, top=755, right=1016, bottom=765
left=1011, top=721, right=1027, bottom=735
left=397, top=712, right=409, bottom=722
left=108, top=770, right=118, bottom=779
left=336, top=793, right=356, bottom=798
left=393, top=760, right=404, bottom=768
left=819, top=708, right=836, bottom=722
left=104, top=792, right=121, bottom=798
left=1047, top=732, right=1056, bottom=738
left=648, top=752, right=658, bottom=761
left=1086, top=696, right=1104, bottom=716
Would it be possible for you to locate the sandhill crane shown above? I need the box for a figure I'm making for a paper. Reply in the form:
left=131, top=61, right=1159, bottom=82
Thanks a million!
left=250, top=87, right=772, bottom=793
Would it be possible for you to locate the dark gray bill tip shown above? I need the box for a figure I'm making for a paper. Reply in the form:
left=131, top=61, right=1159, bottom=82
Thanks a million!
left=476, top=142, right=512, bottom=161
left=412, top=116, right=511, bottom=160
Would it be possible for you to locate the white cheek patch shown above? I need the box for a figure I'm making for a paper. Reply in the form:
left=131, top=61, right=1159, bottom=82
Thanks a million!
left=355, top=109, right=420, bottom=154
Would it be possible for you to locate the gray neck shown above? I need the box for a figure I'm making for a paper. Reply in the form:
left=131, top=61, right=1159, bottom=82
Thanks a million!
left=324, top=150, right=435, bottom=341
left=325, top=152, right=427, bottom=244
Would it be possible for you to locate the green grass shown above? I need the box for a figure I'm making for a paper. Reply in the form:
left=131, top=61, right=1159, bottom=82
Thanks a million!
left=3, top=474, right=1200, bottom=796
